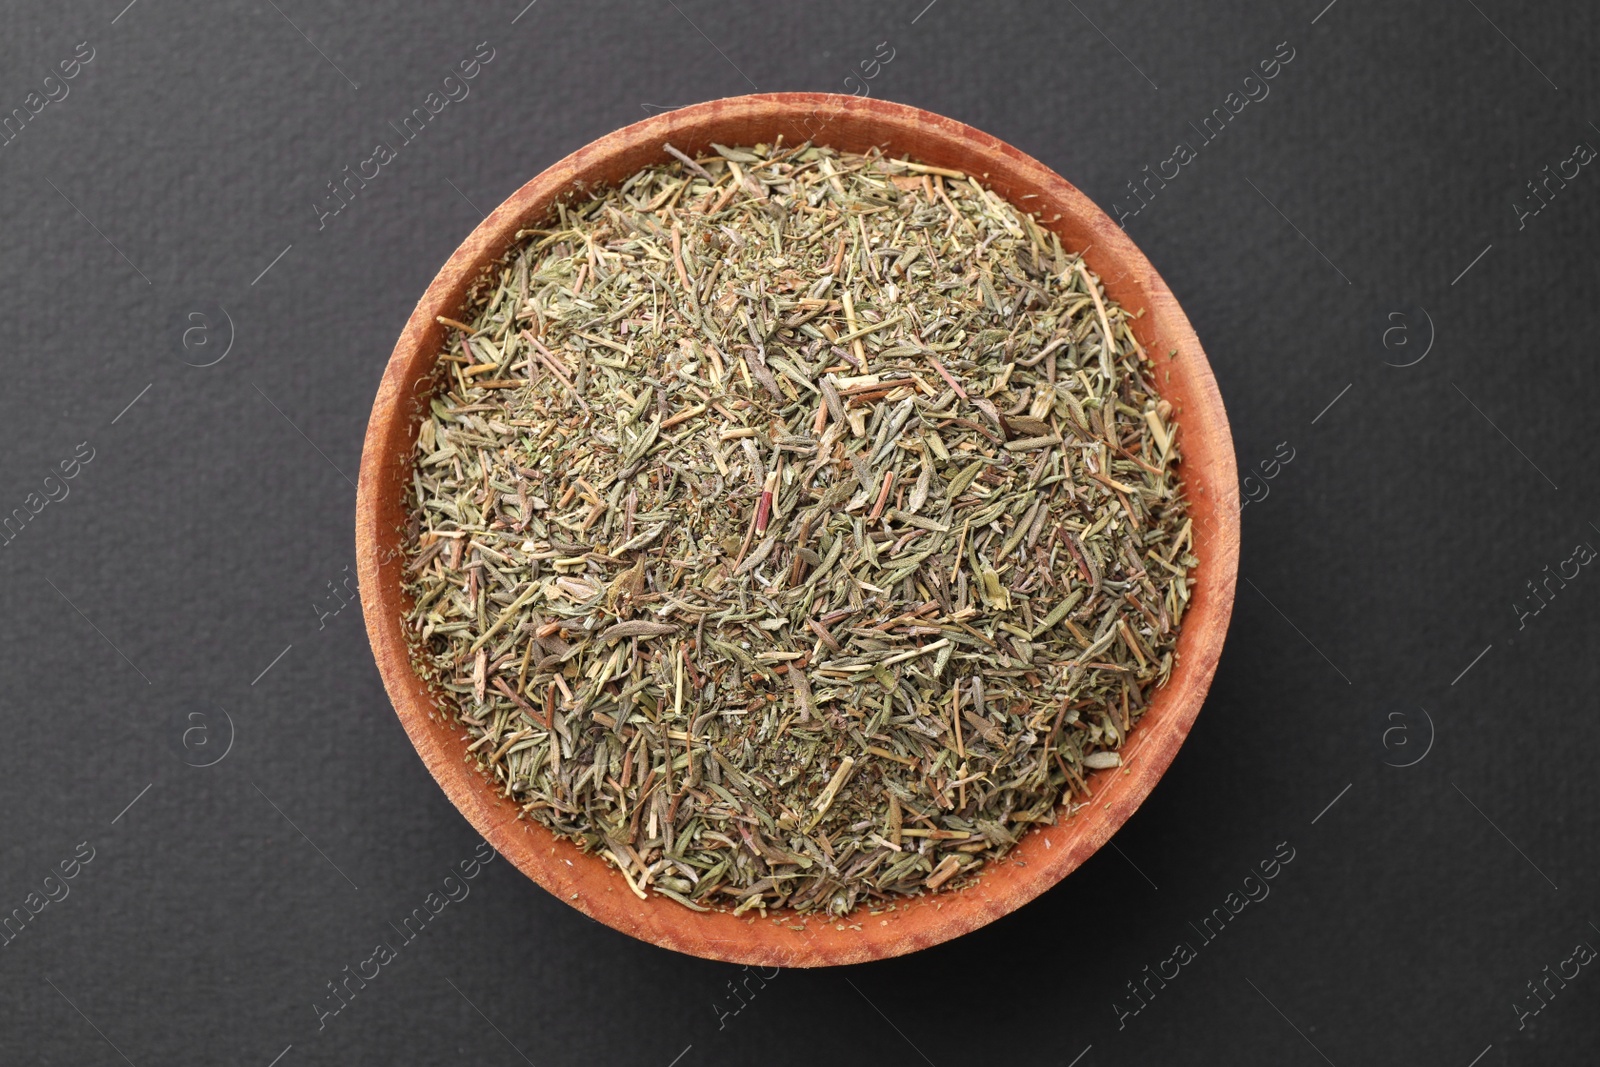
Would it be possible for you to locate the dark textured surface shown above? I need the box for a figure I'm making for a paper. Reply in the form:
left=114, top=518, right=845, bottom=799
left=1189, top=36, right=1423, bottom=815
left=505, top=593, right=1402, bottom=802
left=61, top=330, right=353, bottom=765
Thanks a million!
left=0, top=1, right=1595, bottom=1064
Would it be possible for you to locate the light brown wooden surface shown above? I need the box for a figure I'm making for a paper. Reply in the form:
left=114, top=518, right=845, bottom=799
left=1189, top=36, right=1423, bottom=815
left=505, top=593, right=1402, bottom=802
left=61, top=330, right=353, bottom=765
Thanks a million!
left=355, top=93, right=1240, bottom=967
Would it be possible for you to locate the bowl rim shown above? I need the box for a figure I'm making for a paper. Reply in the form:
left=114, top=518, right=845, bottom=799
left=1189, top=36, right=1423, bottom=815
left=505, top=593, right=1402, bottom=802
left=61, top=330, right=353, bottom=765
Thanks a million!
left=356, top=91, right=1239, bottom=967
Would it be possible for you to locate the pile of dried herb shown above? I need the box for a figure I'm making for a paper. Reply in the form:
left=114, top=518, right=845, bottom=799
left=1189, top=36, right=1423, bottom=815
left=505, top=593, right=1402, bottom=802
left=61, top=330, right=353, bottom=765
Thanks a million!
left=401, top=140, right=1194, bottom=918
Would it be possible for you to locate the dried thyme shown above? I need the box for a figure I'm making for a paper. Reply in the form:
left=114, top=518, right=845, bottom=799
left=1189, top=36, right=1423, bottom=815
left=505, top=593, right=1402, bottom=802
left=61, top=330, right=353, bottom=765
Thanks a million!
left=401, top=141, right=1193, bottom=918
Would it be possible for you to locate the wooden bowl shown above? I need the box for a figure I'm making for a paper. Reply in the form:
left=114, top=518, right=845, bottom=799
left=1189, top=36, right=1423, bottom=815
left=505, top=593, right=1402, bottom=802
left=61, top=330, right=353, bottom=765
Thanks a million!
left=357, top=93, right=1239, bottom=967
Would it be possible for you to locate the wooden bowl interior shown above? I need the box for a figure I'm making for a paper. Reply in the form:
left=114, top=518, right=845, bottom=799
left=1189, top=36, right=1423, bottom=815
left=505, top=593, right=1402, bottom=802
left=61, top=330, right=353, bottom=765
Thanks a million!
left=356, top=93, right=1239, bottom=967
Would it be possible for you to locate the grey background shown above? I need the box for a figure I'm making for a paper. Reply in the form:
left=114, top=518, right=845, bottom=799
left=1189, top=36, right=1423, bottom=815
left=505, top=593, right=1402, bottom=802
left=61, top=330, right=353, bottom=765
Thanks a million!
left=1, top=0, right=1596, bottom=1064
